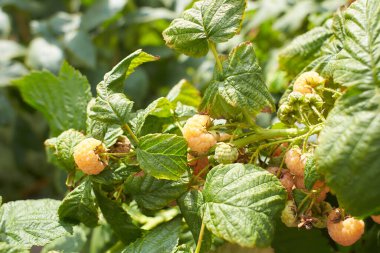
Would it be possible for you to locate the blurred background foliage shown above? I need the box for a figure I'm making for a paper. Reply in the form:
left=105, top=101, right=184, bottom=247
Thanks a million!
left=0, top=0, right=346, bottom=204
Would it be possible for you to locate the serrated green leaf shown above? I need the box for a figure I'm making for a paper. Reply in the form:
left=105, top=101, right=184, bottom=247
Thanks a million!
left=0, top=243, right=28, bottom=253
left=89, top=91, right=134, bottom=125
left=316, top=88, right=380, bottom=217
left=0, top=199, right=72, bottom=248
left=86, top=98, right=124, bottom=147
left=125, top=173, right=188, bottom=210
left=14, top=62, right=92, bottom=136
left=93, top=185, right=141, bottom=244
left=91, top=163, right=137, bottom=186
left=333, top=0, right=380, bottom=88
left=122, top=218, right=181, bottom=253
left=163, top=0, right=246, bottom=57
left=304, top=156, right=322, bottom=191
left=167, top=79, right=201, bottom=107
left=279, top=26, right=333, bottom=77
left=58, top=179, right=98, bottom=227
left=136, top=133, right=187, bottom=180
left=51, top=129, right=85, bottom=172
left=178, top=190, right=212, bottom=253
left=199, top=42, right=274, bottom=119
left=133, top=97, right=174, bottom=136
left=273, top=222, right=334, bottom=253
left=102, top=50, right=158, bottom=93
left=200, top=163, right=287, bottom=248
left=41, top=225, right=87, bottom=253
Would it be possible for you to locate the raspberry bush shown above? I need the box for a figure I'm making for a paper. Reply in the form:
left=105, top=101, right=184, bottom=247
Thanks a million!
left=1, top=0, right=380, bottom=252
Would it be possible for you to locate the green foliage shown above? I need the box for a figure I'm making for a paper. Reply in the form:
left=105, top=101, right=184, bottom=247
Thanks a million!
left=279, top=26, right=333, bottom=77
left=201, top=163, right=287, bottom=247
left=136, top=133, right=187, bottom=180
left=93, top=185, right=141, bottom=245
left=163, top=0, right=246, bottom=57
left=304, top=156, right=321, bottom=191
left=199, top=42, right=274, bottom=119
left=333, top=0, right=380, bottom=88
left=13, top=62, right=91, bottom=136
left=58, top=179, right=98, bottom=227
left=178, top=190, right=212, bottom=253
left=167, top=79, right=202, bottom=108
left=316, top=88, right=380, bottom=217
left=0, top=199, right=72, bottom=249
left=41, top=226, right=88, bottom=253
left=49, top=129, right=86, bottom=172
left=125, top=173, right=189, bottom=210
left=122, top=218, right=182, bottom=253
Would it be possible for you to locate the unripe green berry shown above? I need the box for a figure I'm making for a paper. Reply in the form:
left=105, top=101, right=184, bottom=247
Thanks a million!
left=288, top=91, right=305, bottom=105
left=281, top=200, right=298, bottom=227
left=277, top=102, right=297, bottom=125
left=214, top=143, right=239, bottom=164
left=304, top=93, right=323, bottom=109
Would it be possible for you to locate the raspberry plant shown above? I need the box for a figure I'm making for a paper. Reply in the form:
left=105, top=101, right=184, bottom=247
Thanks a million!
left=1, top=0, right=380, bottom=252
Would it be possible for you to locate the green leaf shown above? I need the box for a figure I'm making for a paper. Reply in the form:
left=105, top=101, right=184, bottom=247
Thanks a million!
left=81, top=0, right=128, bottom=31
left=125, top=173, right=189, bottom=210
left=273, top=222, right=334, bottom=253
left=304, top=156, right=322, bottom=191
left=91, top=163, right=138, bottom=186
left=167, top=79, right=201, bottom=107
left=0, top=199, right=72, bottom=248
left=136, top=133, right=187, bottom=180
left=50, top=129, right=86, bottom=172
left=133, top=97, right=173, bottom=136
left=41, top=225, right=88, bottom=253
left=333, top=0, right=380, bottom=88
left=279, top=26, right=333, bottom=77
left=93, top=185, right=141, bottom=244
left=58, top=179, right=98, bottom=227
left=316, top=88, right=380, bottom=217
left=122, top=218, right=182, bottom=253
left=200, top=163, right=287, bottom=248
left=102, top=50, right=158, bottom=93
left=14, top=62, right=92, bottom=136
left=89, top=91, right=134, bottom=125
left=86, top=98, right=124, bottom=147
left=177, top=190, right=212, bottom=253
left=163, top=0, right=247, bottom=57
left=0, top=243, right=28, bottom=253
left=63, top=30, right=96, bottom=69
left=199, top=42, right=274, bottom=119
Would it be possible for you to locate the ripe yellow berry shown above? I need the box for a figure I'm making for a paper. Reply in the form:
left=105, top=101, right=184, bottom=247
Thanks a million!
left=293, top=71, right=325, bottom=94
left=371, top=215, right=380, bottom=224
left=327, top=209, right=365, bottom=246
left=73, top=138, right=108, bottom=175
left=182, top=114, right=217, bottom=154
left=267, top=167, right=294, bottom=198
left=285, top=147, right=305, bottom=177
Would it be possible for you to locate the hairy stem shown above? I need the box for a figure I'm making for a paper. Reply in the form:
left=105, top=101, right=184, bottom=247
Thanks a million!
left=208, top=41, right=223, bottom=73
left=233, top=127, right=308, bottom=148
left=123, top=124, right=139, bottom=145
left=195, top=222, right=206, bottom=253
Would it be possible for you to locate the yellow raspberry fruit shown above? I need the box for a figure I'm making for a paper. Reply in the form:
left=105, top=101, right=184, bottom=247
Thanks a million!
left=327, top=209, right=365, bottom=246
left=371, top=215, right=380, bottom=224
left=73, top=138, right=108, bottom=175
left=293, top=71, right=325, bottom=94
left=182, top=114, right=217, bottom=154
left=285, top=147, right=305, bottom=177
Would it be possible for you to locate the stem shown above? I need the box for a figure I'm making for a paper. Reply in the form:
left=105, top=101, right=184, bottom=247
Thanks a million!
left=233, top=127, right=308, bottom=148
left=311, top=106, right=326, bottom=122
left=123, top=124, right=139, bottom=145
left=208, top=41, right=223, bottom=73
left=195, top=222, right=206, bottom=253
